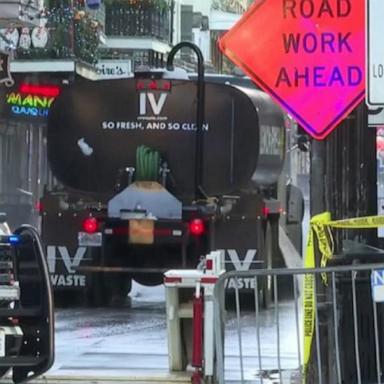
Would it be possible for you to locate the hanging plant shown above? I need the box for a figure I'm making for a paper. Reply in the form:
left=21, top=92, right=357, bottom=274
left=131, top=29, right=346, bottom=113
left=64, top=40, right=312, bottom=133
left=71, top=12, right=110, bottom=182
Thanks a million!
left=46, top=7, right=74, bottom=58
left=74, top=13, right=101, bottom=64
left=47, top=5, right=100, bottom=63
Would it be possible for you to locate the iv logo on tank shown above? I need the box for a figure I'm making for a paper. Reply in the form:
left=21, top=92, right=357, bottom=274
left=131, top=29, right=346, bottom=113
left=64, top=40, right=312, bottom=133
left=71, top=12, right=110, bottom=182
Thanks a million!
left=219, top=0, right=365, bottom=140
left=139, top=92, right=168, bottom=117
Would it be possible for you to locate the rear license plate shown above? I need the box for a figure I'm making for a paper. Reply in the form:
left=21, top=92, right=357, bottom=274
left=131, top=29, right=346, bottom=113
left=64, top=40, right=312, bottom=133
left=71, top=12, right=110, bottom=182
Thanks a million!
left=78, top=232, right=102, bottom=247
left=129, top=219, right=154, bottom=244
left=0, top=285, right=19, bottom=301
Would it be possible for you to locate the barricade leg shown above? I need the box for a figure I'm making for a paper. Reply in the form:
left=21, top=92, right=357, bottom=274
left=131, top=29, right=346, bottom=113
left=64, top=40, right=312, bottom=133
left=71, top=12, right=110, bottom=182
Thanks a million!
left=191, top=288, right=203, bottom=384
left=204, top=285, right=215, bottom=378
left=166, top=286, right=183, bottom=371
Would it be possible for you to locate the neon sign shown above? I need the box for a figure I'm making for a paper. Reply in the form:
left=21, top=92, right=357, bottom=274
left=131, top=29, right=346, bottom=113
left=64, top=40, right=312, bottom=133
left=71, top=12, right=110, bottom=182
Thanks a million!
left=5, top=83, right=60, bottom=118
left=219, top=0, right=365, bottom=140
left=19, top=83, right=60, bottom=97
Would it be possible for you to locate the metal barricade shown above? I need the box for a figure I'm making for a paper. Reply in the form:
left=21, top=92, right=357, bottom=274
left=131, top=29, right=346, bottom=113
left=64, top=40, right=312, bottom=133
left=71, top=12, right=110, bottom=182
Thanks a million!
left=213, top=263, right=384, bottom=384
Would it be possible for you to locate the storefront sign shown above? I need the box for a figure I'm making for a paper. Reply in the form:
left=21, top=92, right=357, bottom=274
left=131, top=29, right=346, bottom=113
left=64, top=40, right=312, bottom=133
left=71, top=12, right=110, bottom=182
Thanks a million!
left=0, top=51, right=14, bottom=87
left=95, top=60, right=132, bottom=79
left=5, top=82, right=60, bottom=118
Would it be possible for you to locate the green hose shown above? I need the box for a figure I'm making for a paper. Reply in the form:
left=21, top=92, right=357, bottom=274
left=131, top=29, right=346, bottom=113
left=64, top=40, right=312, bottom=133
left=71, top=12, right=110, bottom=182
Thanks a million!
left=135, top=145, right=161, bottom=181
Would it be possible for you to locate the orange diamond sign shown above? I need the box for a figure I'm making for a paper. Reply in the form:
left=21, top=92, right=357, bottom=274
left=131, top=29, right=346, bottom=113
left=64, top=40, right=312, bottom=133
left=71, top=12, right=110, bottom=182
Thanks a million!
left=219, top=0, right=365, bottom=140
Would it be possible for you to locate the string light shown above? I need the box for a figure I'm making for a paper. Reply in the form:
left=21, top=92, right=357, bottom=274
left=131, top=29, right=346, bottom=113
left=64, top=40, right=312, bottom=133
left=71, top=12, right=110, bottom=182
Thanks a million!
left=14, top=4, right=101, bottom=64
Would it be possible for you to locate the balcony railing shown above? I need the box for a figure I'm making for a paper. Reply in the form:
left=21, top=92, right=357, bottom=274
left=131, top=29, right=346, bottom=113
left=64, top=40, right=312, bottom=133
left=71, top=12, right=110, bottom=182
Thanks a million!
left=13, top=7, right=101, bottom=65
left=104, top=4, right=171, bottom=43
left=13, top=28, right=73, bottom=62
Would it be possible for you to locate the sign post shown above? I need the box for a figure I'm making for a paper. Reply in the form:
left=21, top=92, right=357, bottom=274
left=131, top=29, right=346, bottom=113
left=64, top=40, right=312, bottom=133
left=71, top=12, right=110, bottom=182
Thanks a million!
left=219, top=0, right=365, bottom=140
left=366, top=0, right=384, bottom=107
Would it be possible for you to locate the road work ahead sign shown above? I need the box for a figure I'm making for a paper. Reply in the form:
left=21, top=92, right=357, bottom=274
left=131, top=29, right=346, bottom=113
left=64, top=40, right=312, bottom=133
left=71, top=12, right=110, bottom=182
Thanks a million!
left=219, top=0, right=365, bottom=140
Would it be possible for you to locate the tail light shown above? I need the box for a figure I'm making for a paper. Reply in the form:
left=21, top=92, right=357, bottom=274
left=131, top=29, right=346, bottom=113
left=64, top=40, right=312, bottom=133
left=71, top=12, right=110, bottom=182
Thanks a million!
left=189, top=218, right=205, bottom=236
left=82, top=217, right=98, bottom=234
left=35, top=201, right=43, bottom=213
left=262, top=206, right=270, bottom=218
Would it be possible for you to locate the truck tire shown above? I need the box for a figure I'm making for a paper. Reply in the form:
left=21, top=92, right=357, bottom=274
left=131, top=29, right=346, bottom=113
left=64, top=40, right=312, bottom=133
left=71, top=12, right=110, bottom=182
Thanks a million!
left=55, top=290, right=84, bottom=307
left=85, top=272, right=105, bottom=307
left=85, top=273, right=132, bottom=307
left=103, top=272, right=132, bottom=307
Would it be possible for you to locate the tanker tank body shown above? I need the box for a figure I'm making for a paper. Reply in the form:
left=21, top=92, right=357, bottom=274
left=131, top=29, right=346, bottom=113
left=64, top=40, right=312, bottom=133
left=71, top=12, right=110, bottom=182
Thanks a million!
left=40, top=71, right=286, bottom=306
left=191, top=74, right=286, bottom=305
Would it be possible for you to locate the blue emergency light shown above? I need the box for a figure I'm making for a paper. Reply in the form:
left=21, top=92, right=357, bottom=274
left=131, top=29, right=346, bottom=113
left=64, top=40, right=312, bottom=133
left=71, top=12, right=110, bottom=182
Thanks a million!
left=8, top=235, right=20, bottom=244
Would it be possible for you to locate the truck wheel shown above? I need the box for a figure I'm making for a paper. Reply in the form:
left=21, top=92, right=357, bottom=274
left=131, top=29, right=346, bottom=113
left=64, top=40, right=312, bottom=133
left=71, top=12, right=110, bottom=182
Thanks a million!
left=55, top=290, right=84, bottom=307
left=261, top=220, right=273, bottom=309
left=104, top=273, right=132, bottom=307
left=86, top=273, right=132, bottom=307
left=85, top=272, right=106, bottom=307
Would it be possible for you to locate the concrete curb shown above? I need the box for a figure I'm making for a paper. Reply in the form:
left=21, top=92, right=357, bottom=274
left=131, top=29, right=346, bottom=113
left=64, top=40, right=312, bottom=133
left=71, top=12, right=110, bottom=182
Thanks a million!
left=3, top=374, right=192, bottom=383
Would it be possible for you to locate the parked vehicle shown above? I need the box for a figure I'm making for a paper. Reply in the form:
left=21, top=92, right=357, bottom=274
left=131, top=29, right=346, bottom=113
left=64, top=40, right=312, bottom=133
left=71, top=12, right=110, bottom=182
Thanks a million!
left=0, top=214, right=54, bottom=383
left=40, top=71, right=290, bottom=306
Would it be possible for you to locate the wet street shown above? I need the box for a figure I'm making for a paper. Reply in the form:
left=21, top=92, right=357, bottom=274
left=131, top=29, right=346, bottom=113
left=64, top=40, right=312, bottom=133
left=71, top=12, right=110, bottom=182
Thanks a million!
left=51, top=284, right=173, bottom=380
left=44, top=283, right=301, bottom=384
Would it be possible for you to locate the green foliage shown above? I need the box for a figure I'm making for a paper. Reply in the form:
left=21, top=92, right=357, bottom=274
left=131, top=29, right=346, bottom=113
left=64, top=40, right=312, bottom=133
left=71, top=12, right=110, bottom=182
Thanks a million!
left=48, top=8, right=73, bottom=58
left=212, top=0, right=247, bottom=14
left=73, top=15, right=101, bottom=64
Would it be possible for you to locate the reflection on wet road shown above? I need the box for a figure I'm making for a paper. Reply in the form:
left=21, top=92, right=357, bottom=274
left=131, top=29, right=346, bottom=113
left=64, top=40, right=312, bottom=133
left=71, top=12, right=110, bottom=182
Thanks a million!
left=48, top=284, right=301, bottom=383
left=224, top=300, right=301, bottom=383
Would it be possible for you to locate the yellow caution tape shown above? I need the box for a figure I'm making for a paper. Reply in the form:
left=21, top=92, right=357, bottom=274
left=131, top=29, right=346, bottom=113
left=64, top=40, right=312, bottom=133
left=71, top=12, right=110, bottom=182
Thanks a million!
left=302, top=225, right=315, bottom=384
left=303, top=212, right=384, bottom=383
left=303, top=212, right=330, bottom=383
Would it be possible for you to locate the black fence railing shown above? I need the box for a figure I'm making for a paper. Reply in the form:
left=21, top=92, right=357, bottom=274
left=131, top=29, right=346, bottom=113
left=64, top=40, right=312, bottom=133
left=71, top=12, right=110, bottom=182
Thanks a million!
left=13, top=28, right=74, bottom=62
left=105, top=5, right=171, bottom=43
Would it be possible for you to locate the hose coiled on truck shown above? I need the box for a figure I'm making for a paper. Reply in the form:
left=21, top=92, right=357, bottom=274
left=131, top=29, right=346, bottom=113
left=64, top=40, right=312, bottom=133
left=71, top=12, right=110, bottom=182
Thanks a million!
left=135, top=145, right=161, bottom=181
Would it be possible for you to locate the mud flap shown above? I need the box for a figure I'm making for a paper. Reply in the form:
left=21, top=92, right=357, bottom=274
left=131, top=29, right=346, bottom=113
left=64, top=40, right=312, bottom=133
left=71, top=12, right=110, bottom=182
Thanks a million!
left=41, top=210, right=93, bottom=292
left=214, top=215, right=264, bottom=295
left=0, top=225, right=54, bottom=384
left=286, top=184, right=305, bottom=255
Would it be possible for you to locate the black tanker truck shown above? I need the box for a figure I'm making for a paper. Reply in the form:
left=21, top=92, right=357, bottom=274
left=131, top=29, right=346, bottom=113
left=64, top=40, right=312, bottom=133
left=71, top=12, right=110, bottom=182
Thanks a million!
left=39, top=71, right=288, bottom=306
